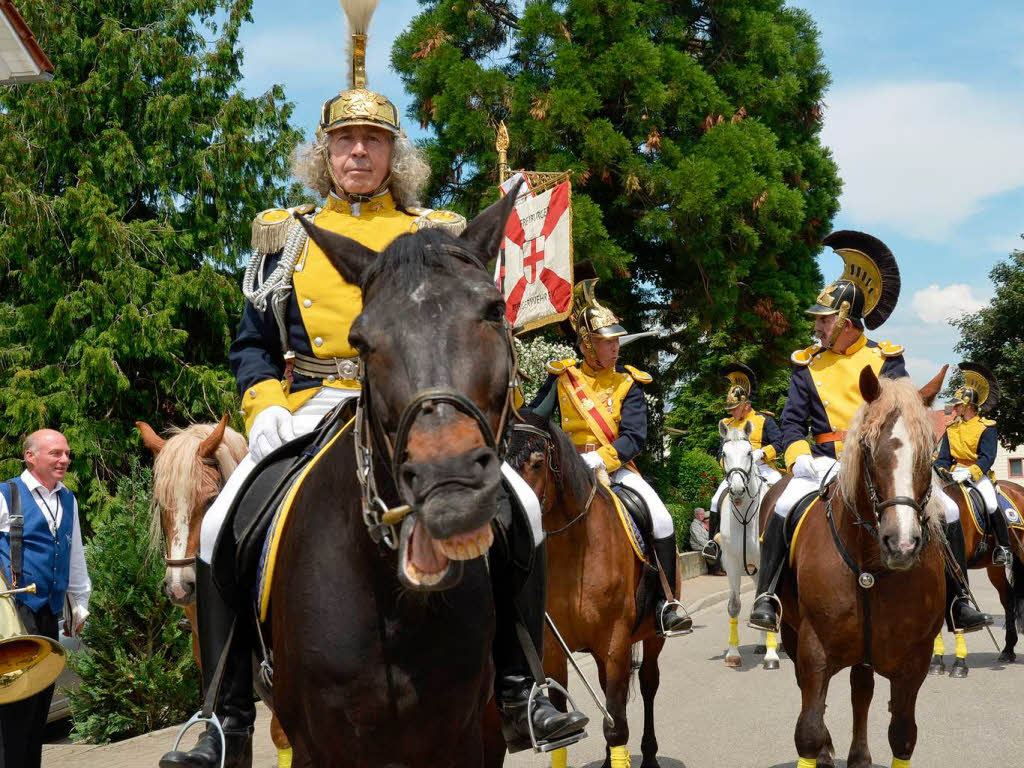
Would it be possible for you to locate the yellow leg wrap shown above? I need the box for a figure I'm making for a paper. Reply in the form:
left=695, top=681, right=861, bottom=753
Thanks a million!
left=609, top=745, right=630, bottom=768
left=797, top=757, right=818, bottom=768
left=955, top=631, right=968, bottom=659
left=933, top=633, right=945, bottom=656
left=550, top=746, right=568, bottom=768
left=277, top=747, right=293, bottom=768
left=766, top=631, right=778, bottom=650
left=892, top=757, right=911, bottom=768
left=728, top=617, right=740, bottom=647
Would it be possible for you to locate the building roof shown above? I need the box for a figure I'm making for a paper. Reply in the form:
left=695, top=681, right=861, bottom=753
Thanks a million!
left=0, top=0, right=53, bottom=85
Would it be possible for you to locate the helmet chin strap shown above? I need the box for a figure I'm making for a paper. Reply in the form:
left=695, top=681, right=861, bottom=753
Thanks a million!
left=822, top=301, right=851, bottom=351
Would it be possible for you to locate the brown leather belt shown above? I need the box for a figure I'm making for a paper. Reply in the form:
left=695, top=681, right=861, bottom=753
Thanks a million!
left=814, top=431, right=847, bottom=444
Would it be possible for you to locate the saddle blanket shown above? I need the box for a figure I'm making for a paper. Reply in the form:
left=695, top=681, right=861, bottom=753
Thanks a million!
left=256, top=416, right=354, bottom=621
left=786, top=492, right=820, bottom=567
left=608, top=489, right=650, bottom=565
left=959, top=485, right=1024, bottom=537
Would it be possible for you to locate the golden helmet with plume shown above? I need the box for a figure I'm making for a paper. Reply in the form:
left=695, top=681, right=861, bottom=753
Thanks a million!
left=950, top=362, right=1000, bottom=414
left=571, top=279, right=626, bottom=354
left=721, top=363, right=756, bottom=412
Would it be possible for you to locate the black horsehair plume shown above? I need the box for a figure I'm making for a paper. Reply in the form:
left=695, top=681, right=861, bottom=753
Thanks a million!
left=822, top=230, right=901, bottom=330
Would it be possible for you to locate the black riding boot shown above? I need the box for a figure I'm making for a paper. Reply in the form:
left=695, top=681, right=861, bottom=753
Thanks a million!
left=944, top=520, right=993, bottom=633
left=159, top=561, right=255, bottom=768
left=492, top=541, right=588, bottom=753
left=652, top=535, right=692, bottom=635
left=749, top=513, right=787, bottom=632
left=987, top=507, right=1012, bottom=566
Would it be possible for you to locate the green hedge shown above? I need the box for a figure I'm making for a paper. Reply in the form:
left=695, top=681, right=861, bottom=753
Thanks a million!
left=660, top=449, right=723, bottom=549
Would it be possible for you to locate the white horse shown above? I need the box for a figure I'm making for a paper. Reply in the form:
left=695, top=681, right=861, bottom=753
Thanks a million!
left=717, top=422, right=781, bottom=670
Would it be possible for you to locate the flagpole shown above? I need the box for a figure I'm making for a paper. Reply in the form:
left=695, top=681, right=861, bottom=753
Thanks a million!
left=496, top=121, right=510, bottom=184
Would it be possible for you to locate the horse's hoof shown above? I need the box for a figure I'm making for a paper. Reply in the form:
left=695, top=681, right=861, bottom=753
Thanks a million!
left=998, top=650, right=1016, bottom=664
left=640, top=758, right=661, bottom=768
left=928, top=656, right=946, bottom=676
left=763, top=658, right=780, bottom=670
left=949, top=660, right=969, bottom=678
left=724, top=655, right=742, bottom=668
left=753, top=644, right=767, bottom=655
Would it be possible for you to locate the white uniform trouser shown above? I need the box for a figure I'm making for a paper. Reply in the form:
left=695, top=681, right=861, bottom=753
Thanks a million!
left=937, top=474, right=996, bottom=525
left=610, top=468, right=674, bottom=539
left=198, top=387, right=546, bottom=561
left=774, top=456, right=840, bottom=518
left=710, top=463, right=782, bottom=516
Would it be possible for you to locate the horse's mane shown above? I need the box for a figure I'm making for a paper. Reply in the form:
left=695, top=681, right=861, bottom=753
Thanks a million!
left=507, top=409, right=608, bottom=511
left=839, top=376, right=944, bottom=532
left=148, top=421, right=248, bottom=554
left=362, top=228, right=485, bottom=291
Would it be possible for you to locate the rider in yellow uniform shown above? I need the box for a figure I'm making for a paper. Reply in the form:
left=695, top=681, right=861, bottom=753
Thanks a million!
left=935, top=363, right=1011, bottom=565
left=747, top=231, right=990, bottom=634
left=160, top=6, right=583, bottom=767
left=529, top=279, right=691, bottom=636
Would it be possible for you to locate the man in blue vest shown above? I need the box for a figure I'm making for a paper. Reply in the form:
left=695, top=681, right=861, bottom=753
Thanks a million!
left=0, top=429, right=91, bottom=768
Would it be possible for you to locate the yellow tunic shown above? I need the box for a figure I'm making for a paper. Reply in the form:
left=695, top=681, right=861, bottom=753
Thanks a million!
left=719, top=411, right=778, bottom=464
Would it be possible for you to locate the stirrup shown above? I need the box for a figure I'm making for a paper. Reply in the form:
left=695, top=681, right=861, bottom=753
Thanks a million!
left=993, top=545, right=1011, bottom=566
left=657, top=599, right=693, bottom=637
left=526, top=679, right=587, bottom=753
left=701, top=540, right=720, bottom=565
left=747, top=592, right=783, bottom=633
left=949, top=596, right=992, bottom=634
left=170, top=711, right=226, bottom=768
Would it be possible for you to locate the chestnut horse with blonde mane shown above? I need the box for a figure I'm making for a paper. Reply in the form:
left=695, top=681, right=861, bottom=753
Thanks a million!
left=759, top=366, right=947, bottom=768
left=929, top=477, right=1024, bottom=675
left=499, top=408, right=672, bottom=768
left=137, top=415, right=292, bottom=765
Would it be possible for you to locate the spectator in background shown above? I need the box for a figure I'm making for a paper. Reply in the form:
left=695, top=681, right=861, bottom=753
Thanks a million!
left=689, top=507, right=710, bottom=552
left=0, top=429, right=90, bottom=768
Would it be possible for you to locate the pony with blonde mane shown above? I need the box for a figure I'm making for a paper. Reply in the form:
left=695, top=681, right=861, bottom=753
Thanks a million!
left=760, top=366, right=947, bottom=768
left=137, top=415, right=292, bottom=766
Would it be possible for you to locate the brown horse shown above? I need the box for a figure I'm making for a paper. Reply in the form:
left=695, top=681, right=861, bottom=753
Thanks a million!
left=500, top=408, right=671, bottom=768
left=761, top=366, right=947, bottom=768
left=137, top=415, right=292, bottom=766
left=929, top=477, right=1024, bottom=675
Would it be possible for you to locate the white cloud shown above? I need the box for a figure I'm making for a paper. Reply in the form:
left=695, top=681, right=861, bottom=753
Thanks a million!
left=903, top=356, right=947, bottom=388
left=986, top=234, right=1024, bottom=254
left=911, top=283, right=987, bottom=324
left=822, top=81, right=1024, bottom=241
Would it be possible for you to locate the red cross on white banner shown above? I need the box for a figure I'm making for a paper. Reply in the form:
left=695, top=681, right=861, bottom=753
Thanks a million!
left=498, top=179, right=573, bottom=330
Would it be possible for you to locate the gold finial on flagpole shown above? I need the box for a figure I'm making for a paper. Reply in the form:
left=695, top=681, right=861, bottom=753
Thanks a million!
left=496, top=121, right=510, bottom=183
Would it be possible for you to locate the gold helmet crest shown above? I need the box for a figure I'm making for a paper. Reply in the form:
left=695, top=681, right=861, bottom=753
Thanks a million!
left=571, top=279, right=627, bottom=353
left=721, top=363, right=756, bottom=412
left=951, top=362, right=999, bottom=414
left=318, top=0, right=401, bottom=138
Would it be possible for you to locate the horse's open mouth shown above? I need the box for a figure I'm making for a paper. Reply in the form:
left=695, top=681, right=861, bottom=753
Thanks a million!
left=402, top=517, right=494, bottom=588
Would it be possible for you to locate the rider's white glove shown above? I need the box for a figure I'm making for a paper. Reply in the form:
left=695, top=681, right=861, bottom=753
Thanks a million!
left=951, top=466, right=972, bottom=484
left=71, top=605, right=89, bottom=638
left=792, top=453, right=816, bottom=480
left=751, top=448, right=766, bottom=464
left=249, top=405, right=295, bottom=462
left=582, top=451, right=605, bottom=470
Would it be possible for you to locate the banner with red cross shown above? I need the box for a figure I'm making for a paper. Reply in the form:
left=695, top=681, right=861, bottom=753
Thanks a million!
left=498, top=179, right=573, bottom=331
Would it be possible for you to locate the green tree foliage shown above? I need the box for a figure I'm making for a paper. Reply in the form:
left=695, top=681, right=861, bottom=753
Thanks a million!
left=70, top=461, right=200, bottom=743
left=952, top=245, right=1024, bottom=445
left=661, top=448, right=722, bottom=547
left=0, top=0, right=302, bottom=525
left=393, top=0, right=842, bottom=455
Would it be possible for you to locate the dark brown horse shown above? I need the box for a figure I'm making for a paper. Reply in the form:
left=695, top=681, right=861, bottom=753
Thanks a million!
left=929, top=477, right=1024, bottom=674
left=497, top=408, right=670, bottom=768
left=267, top=191, right=521, bottom=767
left=761, top=366, right=947, bottom=768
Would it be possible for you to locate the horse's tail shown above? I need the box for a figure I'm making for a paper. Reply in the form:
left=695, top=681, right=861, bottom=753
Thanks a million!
left=1012, top=554, right=1024, bottom=633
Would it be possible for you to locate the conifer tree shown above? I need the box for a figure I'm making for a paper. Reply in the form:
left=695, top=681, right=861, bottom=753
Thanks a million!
left=0, top=0, right=302, bottom=522
left=393, top=0, right=842, bottom=453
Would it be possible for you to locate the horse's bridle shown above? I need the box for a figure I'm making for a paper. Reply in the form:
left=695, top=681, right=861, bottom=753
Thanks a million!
left=855, top=439, right=933, bottom=540
left=355, top=313, right=521, bottom=550
left=164, top=455, right=225, bottom=569
left=720, top=437, right=762, bottom=575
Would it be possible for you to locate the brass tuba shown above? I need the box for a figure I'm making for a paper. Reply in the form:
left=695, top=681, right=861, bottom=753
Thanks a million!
left=0, top=578, right=66, bottom=704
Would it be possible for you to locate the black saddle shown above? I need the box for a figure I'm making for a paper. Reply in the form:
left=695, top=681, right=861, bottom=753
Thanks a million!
left=784, top=491, right=819, bottom=547
left=611, top=483, right=654, bottom=553
left=211, top=400, right=356, bottom=609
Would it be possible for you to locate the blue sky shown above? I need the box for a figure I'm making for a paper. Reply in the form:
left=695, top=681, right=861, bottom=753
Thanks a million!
left=238, top=1, right=1024, bottom=385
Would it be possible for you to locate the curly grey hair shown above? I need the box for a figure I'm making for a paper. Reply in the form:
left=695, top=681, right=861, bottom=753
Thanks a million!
left=291, top=132, right=430, bottom=209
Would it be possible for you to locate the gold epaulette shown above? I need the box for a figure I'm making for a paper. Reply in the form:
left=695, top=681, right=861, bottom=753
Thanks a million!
left=408, top=207, right=467, bottom=235
left=981, top=418, right=997, bottom=427
left=251, top=204, right=316, bottom=255
left=758, top=410, right=776, bottom=418
left=791, top=343, right=822, bottom=366
left=624, top=365, right=652, bottom=384
left=546, top=358, right=578, bottom=375
left=877, top=340, right=905, bottom=357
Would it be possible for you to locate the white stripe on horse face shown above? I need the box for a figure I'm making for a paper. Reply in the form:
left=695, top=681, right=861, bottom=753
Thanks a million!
left=890, top=416, right=919, bottom=549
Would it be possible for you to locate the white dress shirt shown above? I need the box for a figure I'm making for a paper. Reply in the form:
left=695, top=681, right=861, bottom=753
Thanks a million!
left=0, top=470, right=91, bottom=612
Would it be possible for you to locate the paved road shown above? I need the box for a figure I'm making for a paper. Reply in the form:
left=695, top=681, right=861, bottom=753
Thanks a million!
left=505, top=573, right=1022, bottom=768
left=44, top=573, right=1022, bottom=767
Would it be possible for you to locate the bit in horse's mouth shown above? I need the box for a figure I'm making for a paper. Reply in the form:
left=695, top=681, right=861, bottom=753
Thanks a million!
left=403, top=517, right=494, bottom=587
